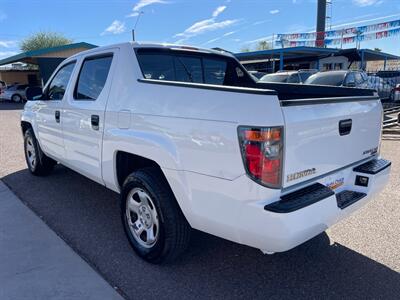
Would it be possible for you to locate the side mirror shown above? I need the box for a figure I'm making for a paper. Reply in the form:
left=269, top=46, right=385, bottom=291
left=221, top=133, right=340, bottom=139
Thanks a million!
left=346, top=81, right=356, bottom=88
left=26, top=86, right=43, bottom=100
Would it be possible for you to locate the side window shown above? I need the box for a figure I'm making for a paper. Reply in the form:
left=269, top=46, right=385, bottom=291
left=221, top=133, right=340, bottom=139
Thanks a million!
left=361, top=72, right=368, bottom=81
left=136, top=49, right=254, bottom=87
left=138, top=53, right=174, bottom=80
left=174, top=56, right=203, bottom=83
left=203, top=58, right=227, bottom=85
left=287, top=74, right=300, bottom=83
left=47, top=62, right=76, bottom=100
left=74, top=55, right=113, bottom=100
left=345, top=73, right=355, bottom=85
left=355, top=72, right=363, bottom=84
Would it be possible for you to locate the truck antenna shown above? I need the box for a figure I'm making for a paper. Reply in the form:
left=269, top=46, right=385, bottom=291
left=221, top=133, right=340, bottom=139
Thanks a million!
left=132, top=11, right=144, bottom=41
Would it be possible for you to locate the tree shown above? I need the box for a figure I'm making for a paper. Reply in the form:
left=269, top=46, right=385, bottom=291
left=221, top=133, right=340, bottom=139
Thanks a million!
left=373, top=48, right=382, bottom=52
left=256, top=40, right=271, bottom=51
left=240, top=46, right=251, bottom=52
left=20, top=32, right=73, bottom=52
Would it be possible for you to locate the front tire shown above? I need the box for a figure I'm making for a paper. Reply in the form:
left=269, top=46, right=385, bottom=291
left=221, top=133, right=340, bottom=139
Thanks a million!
left=121, top=168, right=191, bottom=264
left=24, top=128, right=56, bottom=175
left=11, top=94, right=22, bottom=103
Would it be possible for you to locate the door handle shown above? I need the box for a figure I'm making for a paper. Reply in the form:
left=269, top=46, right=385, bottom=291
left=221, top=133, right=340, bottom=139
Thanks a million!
left=55, top=110, right=60, bottom=123
left=91, top=115, right=100, bottom=131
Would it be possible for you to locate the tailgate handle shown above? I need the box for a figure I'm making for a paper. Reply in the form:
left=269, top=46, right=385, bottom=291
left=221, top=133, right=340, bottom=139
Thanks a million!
left=339, top=119, right=352, bottom=136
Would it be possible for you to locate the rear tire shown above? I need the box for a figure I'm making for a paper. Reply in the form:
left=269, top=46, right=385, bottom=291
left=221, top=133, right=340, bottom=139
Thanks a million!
left=24, top=128, right=56, bottom=176
left=121, top=168, right=191, bottom=264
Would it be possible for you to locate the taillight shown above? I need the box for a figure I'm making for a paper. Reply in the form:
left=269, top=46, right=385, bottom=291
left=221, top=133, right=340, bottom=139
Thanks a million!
left=238, top=126, right=283, bottom=188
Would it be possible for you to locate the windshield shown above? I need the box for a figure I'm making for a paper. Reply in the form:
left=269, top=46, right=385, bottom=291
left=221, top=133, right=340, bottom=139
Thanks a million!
left=304, top=72, right=346, bottom=86
left=259, top=73, right=290, bottom=83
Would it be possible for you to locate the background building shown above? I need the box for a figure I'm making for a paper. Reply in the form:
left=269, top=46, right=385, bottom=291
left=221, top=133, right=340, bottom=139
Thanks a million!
left=235, top=47, right=400, bottom=73
left=0, top=42, right=97, bottom=86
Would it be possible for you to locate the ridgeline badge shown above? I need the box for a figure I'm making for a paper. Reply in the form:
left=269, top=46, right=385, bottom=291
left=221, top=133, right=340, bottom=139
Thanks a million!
left=287, top=168, right=316, bottom=182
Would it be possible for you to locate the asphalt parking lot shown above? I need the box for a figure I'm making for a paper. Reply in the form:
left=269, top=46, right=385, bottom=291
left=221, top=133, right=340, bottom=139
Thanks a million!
left=0, top=101, right=399, bottom=299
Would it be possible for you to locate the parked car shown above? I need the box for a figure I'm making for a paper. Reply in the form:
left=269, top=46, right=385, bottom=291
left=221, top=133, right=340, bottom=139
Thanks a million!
left=304, top=70, right=371, bottom=89
left=21, top=42, right=390, bottom=263
left=259, top=69, right=317, bottom=84
left=368, top=75, right=394, bottom=100
left=390, top=84, right=400, bottom=101
left=368, top=71, right=400, bottom=101
left=0, top=80, right=6, bottom=96
left=2, top=84, right=29, bottom=102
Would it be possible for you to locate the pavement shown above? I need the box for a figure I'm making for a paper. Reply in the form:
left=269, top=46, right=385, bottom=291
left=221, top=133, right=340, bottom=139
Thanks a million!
left=0, top=101, right=399, bottom=299
left=0, top=180, right=123, bottom=300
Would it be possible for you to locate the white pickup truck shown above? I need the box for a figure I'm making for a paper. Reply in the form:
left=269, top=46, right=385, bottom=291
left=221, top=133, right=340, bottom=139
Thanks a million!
left=21, top=42, right=391, bottom=263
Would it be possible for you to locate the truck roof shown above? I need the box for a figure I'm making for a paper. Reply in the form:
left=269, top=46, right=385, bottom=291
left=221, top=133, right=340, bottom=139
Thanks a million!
left=67, top=41, right=234, bottom=60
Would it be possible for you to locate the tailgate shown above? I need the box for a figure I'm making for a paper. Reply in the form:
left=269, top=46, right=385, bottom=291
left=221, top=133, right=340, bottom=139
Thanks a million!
left=282, top=97, right=382, bottom=188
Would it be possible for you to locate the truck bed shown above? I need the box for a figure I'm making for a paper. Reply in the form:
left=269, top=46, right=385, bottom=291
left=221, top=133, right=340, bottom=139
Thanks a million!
left=254, top=82, right=376, bottom=101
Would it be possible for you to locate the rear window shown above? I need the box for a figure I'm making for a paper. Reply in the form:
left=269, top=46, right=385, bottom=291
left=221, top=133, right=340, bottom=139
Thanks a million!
left=259, top=74, right=290, bottom=83
left=175, top=56, right=203, bottom=83
left=304, top=72, right=346, bottom=86
left=203, top=58, right=227, bottom=85
left=139, top=53, right=175, bottom=81
left=136, top=49, right=251, bottom=87
left=299, top=72, right=313, bottom=82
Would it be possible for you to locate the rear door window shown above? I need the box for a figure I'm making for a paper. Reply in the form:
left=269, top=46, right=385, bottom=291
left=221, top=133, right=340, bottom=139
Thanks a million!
left=74, top=54, right=113, bottom=100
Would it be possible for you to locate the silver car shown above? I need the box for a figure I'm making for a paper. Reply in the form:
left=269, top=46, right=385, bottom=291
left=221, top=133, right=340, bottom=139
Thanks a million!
left=259, top=70, right=317, bottom=84
left=2, top=84, right=29, bottom=102
left=304, top=70, right=371, bottom=89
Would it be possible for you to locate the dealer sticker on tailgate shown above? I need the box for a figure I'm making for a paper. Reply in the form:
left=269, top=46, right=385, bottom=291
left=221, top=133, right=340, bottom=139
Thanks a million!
left=324, top=174, right=345, bottom=190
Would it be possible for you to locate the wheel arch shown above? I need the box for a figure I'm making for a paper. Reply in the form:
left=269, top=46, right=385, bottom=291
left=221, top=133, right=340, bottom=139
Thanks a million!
left=21, top=120, right=33, bottom=135
left=113, top=150, right=194, bottom=224
left=115, top=151, right=167, bottom=190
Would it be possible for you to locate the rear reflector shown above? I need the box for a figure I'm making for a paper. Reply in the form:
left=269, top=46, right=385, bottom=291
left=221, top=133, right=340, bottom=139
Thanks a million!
left=238, top=126, right=283, bottom=188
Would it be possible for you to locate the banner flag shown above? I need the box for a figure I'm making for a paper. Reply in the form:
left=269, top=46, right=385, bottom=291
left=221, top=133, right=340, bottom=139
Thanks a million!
left=276, top=18, right=400, bottom=42
left=275, top=20, right=400, bottom=47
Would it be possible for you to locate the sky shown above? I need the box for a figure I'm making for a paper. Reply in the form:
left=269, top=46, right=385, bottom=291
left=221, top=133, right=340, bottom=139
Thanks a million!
left=0, top=0, right=400, bottom=60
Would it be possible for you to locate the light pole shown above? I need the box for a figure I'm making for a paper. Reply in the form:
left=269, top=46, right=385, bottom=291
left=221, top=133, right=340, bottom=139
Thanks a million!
left=132, top=11, right=144, bottom=41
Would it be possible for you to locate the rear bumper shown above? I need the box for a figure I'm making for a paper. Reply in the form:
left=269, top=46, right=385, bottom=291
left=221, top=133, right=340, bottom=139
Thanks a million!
left=238, top=157, right=391, bottom=253
left=164, top=157, right=390, bottom=254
